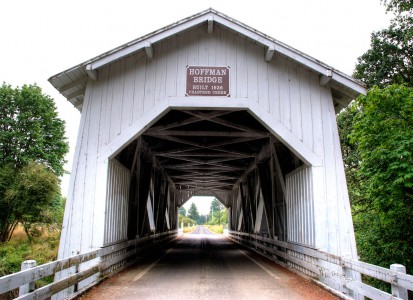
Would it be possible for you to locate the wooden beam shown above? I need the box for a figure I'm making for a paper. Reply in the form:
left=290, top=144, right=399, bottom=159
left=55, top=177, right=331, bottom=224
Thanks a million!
left=145, top=42, right=153, bottom=59
left=265, top=47, right=275, bottom=62
left=271, top=140, right=286, bottom=195
left=58, top=77, right=88, bottom=93
left=208, top=17, right=214, bottom=33
left=67, top=88, right=86, bottom=101
left=145, top=130, right=266, bottom=138
left=320, top=69, right=332, bottom=86
left=146, top=116, right=201, bottom=132
left=85, top=64, right=98, bottom=80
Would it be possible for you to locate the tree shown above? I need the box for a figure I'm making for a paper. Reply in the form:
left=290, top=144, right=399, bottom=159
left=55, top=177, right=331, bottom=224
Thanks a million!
left=187, top=203, right=200, bottom=224
left=178, top=206, right=186, bottom=217
left=208, top=198, right=228, bottom=225
left=353, top=16, right=413, bottom=88
left=0, top=83, right=68, bottom=176
left=348, top=85, right=413, bottom=284
left=340, top=1, right=413, bottom=291
left=337, top=103, right=367, bottom=213
left=382, top=0, right=413, bottom=14
left=353, top=2, right=412, bottom=88
left=0, top=83, right=68, bottom=242
left=0, top=162, right=59, bottom=242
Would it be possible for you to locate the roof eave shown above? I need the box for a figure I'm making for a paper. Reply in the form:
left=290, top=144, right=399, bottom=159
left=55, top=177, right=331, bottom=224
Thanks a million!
left=48, top=8, right=366, bottom=111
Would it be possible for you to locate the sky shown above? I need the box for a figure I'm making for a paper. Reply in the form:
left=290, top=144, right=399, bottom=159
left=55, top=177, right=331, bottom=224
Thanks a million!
left=1, top=0, right=392, bottom=198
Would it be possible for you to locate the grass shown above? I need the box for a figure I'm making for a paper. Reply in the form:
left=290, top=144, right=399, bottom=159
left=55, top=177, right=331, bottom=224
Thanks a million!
left=204, top=224, right=224, bottom=234
left=0, top=224, right=61, bottom=299
left=183, top=226, right=196, bottom=233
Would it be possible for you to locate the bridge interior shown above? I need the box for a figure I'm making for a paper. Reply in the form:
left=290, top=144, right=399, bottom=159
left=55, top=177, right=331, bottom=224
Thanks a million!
left=114, top=109, right=304, bottom=241
left=79, top=228, right=337, bottom=300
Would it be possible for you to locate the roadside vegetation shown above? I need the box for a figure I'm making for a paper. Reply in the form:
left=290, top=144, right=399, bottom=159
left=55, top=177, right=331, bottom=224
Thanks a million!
left=338, top=0, right=413, bottom=292
left=203, top=225, right=224, bottom=234
left=0, top=83, right=68, bottom=299
left=178, top=198, right=228, bottom=234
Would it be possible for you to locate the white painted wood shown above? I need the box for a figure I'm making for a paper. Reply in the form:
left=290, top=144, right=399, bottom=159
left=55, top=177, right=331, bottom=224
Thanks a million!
left=122, top=54, right=136, bottom=128
left=81, top=80, right=102, bottom=253
left=247, top=41, right=258, bottom=101
left=131, top=52, right=146, bottom=124
left=18, top=260, right=36, bottom=296
left=299, top=69, right=313, bottom=149
left=145, top=42, right=153, bottom=59
left=247, top=100, right=322, bottom=167
left=265, top=47, right=275, bottom=62
left=286, top=166, right=314, bottom=246
left=104, top=160, right=130, bottom=245
left=236, top=34, right=248, bottom=98
left=254, top=189, right=265, bottom=233
left=257, top=46, right=270, bottom=112
left=319, top=71, right=332, bottom=86
left=154, top=40, right=167, bottom=103
left=318, top=85, right=338, bottom=254
left=391, top=264, right=408, bottom=300
left=287, top=60, right=303, bottom=141
left=165, top=37, right=178, bottom=97
left=267, top=59, right=280, bottom=121
left=208, top=17, right=214, bottom=34
left=176, top=31, right=188, bottom=96
left=85, top=65, right=97, bottom=80
left=57, top=20, right=361, bottom=295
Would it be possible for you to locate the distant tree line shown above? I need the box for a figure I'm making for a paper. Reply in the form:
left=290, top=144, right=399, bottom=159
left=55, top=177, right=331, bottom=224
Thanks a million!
left=178, top=198, right=228, bottom=226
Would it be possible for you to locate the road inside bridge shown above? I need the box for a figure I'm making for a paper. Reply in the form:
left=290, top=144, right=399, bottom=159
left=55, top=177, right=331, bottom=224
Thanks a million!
left=79, top=226, right=337, bottom=299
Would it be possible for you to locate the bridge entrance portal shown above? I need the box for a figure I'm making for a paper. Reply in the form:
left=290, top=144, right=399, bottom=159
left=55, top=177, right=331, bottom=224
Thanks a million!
left=49, top=8, right=366, bottom=299
left=114, top=109, right=304, bottom=242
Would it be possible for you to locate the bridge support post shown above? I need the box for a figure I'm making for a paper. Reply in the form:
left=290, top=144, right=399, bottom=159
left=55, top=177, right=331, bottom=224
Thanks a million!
left=19, top=260, right=36, bottom=296
left=390, top=264, right=408, bottom=300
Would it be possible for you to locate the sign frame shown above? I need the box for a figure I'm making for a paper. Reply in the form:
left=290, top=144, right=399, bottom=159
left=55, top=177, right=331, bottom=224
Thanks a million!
left=185, top=66, right=230, bottom=97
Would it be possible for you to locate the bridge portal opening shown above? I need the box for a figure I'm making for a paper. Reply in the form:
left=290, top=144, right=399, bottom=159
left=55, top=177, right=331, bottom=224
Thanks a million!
left=110, top=109, right=306, bottom=244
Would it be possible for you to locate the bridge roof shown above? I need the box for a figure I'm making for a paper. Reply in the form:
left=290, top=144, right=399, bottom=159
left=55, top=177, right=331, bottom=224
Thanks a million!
left=49, top=8, right=366, bottom=112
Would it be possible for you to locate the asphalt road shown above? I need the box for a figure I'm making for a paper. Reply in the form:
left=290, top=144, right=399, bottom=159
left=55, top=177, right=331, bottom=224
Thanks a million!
left=79, top=226, right=337, bottom=300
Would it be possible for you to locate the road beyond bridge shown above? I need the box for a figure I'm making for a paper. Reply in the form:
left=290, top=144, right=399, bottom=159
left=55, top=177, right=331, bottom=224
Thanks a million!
left=78, top=227, right=337, bottom=300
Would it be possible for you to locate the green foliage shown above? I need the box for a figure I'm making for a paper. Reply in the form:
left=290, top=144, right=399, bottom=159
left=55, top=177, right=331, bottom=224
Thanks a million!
left=0, top=161, right=60, bottom=242
left=347, top=85, right=413, bottom=277
left=0, top=83, right=68, bottom=176
left=351, top=85, right=413, bottom=209
left=207, top=198, right=228, bottom=225
left=187, top=203, right=200, bottom=224
left=178, top=206, right=186, bottom=217
left=353, top=15, right=413, bottom=88
left=204, top=225, right=224, bottom=234
left=382, top=0, right=413, bottom=14
left=178, top=214, right=196, bottom=227
left=0, top=225, right=61, bottom=299
left=337, top=104, right=366, bottom=212
left=342, top=1, right=413, bottom=290
left=0, top=83, right=68, bottom=243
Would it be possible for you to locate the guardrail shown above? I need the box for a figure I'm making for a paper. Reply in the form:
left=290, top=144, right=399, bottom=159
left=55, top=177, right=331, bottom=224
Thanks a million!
left=0, top=230, right=177, bottom=300
left=228, top=231, right=412, bottom=300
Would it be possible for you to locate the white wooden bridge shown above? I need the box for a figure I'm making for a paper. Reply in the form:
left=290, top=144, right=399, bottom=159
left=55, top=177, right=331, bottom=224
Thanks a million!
left=0, top=9, right=412, bottom=300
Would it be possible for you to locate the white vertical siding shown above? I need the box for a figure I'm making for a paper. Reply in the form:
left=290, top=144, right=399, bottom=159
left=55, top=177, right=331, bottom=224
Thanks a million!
left=60, top=23, right=356, bottom=260
left=103, top=159, right=131, bottom=245
left=286, top=166, right=315, bottom=247
left=91, top=25, right=332, bottom=160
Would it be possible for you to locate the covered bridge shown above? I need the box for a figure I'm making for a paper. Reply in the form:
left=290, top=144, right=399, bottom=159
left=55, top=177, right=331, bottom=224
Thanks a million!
left=48, top=8, right=367, bottom=299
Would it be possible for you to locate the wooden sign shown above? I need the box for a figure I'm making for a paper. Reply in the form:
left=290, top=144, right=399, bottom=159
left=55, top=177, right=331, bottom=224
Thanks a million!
left=186, top=66, right=230, bottom=97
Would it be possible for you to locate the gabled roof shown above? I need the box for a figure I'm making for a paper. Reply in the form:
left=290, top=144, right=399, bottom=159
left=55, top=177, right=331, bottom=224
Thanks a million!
left=48, top=8, right=365, bottom=112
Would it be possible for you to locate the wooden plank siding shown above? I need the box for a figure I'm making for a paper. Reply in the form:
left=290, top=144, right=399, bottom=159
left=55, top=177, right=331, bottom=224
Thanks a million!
left=60, top=22, right=355, bottom=261
left=90, top=25, right=333, bottom=158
